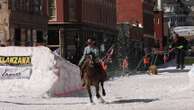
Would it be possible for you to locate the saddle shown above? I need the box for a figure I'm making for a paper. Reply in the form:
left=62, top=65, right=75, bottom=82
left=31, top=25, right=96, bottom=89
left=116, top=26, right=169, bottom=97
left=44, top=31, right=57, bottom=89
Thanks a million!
left=80, top=56, right=106, bottom=79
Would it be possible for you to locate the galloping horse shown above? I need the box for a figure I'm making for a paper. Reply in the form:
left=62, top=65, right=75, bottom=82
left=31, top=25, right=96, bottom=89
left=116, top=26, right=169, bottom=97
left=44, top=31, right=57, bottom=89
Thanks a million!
left=81, top=54, right=107, bottom=103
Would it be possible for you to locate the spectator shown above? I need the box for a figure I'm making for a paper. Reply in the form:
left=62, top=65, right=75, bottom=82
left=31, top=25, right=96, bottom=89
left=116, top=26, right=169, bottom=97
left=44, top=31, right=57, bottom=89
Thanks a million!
left=143, top=54, right=150, bottom=71
left=163, top=53, right=168, bottom=64
left=121, top=56, right=129, bottom=74
left=171, top=33, right=188, bottom=70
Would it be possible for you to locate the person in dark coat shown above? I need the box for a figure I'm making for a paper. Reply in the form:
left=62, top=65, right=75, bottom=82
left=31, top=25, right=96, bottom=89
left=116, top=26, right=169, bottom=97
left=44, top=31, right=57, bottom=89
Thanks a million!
left=171, top=33, right=188, bottom=70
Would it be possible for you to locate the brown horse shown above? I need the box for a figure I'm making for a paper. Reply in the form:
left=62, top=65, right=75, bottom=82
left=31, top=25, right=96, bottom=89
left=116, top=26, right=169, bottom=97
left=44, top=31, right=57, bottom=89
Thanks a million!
left=81, top=55, right=107, bottom=103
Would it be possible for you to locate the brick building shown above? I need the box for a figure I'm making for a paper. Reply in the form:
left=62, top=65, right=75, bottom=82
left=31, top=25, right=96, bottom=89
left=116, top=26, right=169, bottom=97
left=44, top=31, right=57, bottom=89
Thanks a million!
left=143, top=0, right=155, bottom=49
left=116, top=0, right=144, bottom=68
left=0, top=0, right=48, bottom=46
left=48, top=0, right=117, bottom=64
left=116, top=0, right=143, bottom=43
left=154, top=0, right=164, bottom=50
left=117, top=0, right=143, bottom=25
left=117, top=0, right=155, bottom=50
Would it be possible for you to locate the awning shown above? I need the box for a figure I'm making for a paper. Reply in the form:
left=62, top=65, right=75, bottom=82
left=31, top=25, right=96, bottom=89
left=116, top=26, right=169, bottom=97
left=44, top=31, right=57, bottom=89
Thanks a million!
left=173, top=26, right=194, bottom=37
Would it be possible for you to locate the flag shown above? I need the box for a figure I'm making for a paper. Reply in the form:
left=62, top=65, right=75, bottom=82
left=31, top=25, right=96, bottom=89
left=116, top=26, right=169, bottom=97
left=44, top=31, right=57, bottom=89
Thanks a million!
left=101, top=45, right=114, bottom=64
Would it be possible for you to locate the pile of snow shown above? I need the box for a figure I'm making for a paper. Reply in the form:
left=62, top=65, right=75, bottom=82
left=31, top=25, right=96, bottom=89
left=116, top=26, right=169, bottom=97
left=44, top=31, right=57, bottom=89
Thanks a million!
left=188, top=64, right=194, bottom=82
left=0, top=46, right=82, bottom=97
left=50, top=52, right=82, bottom=96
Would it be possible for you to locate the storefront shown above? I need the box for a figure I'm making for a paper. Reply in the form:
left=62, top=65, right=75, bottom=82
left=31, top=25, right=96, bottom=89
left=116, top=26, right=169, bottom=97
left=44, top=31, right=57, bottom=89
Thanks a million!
left=48, top=24, right=117, bottom=64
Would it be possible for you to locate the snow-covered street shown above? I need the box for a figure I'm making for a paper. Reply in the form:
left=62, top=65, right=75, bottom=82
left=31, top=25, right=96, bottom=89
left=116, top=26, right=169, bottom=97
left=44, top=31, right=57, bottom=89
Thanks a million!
left=0, top=66, right=194, bottom=110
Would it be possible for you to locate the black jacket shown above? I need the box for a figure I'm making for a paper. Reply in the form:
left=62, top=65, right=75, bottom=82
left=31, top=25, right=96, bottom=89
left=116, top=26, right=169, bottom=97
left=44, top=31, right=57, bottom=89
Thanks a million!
left=172, top=37, right=188, bottom=50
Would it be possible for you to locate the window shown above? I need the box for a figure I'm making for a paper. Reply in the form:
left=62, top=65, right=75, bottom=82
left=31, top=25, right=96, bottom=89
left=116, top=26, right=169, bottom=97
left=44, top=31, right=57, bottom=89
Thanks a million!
left=25, top=1, right=30, bottom=12
left=37, top=31, right=43, bottom=43
left=157, top=18, right=160, bottom=24
left=48, top=0, right=56, bottom=20
left=33, top=0, right=42, bottom=14
left=0, top=0, right=7, bottom=10
left=21, top=0, right=25, bottom=11
left=69, top=0, right=77, bottom=21
left=48, top=30, right=59, bottom=45
left=15, top=0, right=20, bottom=10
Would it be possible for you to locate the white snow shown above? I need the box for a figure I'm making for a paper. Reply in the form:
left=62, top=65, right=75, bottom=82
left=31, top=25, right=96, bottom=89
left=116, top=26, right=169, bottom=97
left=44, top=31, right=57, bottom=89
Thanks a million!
left=50, top=52, right=82, bottom=96
left=1, top=68, right=194, bottom=110
left=0, top=46, right=82, bottom=97
left=0, top=48, right=194, bottom=109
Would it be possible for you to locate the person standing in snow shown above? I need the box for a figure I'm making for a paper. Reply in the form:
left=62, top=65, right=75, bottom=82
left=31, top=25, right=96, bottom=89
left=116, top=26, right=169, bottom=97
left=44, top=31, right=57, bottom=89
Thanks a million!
left=143, top=54, right=150, bottom=71
left=171, top=33, right=188, bottom=70
left=121, top=56, right=129, bottom=74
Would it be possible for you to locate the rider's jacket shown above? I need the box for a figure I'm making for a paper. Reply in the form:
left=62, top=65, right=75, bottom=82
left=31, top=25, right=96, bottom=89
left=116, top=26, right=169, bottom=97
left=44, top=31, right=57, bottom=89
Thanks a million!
left=78, top=46, right=99, bottom=66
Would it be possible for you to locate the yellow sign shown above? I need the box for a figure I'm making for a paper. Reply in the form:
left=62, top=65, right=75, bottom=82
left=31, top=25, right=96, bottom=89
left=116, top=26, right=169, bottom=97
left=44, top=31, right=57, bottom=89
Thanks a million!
left=0, top=56, right=31, bottom=65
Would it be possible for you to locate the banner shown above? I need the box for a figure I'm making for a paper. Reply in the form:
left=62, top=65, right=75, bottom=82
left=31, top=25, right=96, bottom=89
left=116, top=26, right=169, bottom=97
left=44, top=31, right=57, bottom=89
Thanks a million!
left=0, top=56, right=32, bottom=80
left=0, top=56, right=31, bottom=65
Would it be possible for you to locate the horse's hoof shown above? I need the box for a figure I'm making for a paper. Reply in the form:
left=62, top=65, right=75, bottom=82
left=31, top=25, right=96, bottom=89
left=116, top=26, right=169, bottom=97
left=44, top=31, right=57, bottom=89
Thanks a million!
left=87, top=102, right=95, bottom=105
left=97, top=97, right=105, bottom=104
left=81, top=82, right=86, bottom=87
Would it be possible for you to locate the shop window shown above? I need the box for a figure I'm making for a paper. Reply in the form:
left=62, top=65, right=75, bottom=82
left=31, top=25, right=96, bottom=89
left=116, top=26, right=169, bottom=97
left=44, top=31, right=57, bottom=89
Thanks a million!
left=37, top=31, right=43, bottom=43
left=47, top=30, right=59, bottom=51
left=48, top=30, right=59, bottom=45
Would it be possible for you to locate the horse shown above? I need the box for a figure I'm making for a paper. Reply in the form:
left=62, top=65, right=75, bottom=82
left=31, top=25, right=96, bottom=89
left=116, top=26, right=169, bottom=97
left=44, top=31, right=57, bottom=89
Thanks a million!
left=81, top=54, right=107, bottom=103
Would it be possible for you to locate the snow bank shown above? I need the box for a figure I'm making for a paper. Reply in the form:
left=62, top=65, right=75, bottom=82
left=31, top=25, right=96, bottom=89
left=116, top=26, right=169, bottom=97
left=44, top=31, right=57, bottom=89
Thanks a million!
left=50, top=52, right=82, bottom=96
left=188, top=64, right=194, bottom=88
left=0, top=46, right=82, bottom=97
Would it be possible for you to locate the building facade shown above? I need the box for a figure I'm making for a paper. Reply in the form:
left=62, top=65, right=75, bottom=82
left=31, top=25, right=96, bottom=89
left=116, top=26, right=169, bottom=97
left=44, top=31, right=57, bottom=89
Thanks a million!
left=48, top=0, right=117, bottom=64
left=154, top=0, right=164, bottom=50
left=116, top=0, right=155, bottom=56
left=191, top=3, right=194, bottom=25
left=0, top=0, right=48, bottom=46
left=117, top=0, right=143, bottom=25
left=116, top=0, right=145, bottom=68
left=183, top=0, right=194, bottom=25
left=163, top=0, right=193, bottom=37
left=116, top=0, right=143, bottom=45
left=143, top=0, right=155, bottom=49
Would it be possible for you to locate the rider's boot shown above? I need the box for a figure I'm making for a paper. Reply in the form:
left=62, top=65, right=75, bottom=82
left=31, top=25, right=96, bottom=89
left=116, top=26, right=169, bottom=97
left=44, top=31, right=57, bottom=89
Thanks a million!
left=80, top=71, right=86, bottom=87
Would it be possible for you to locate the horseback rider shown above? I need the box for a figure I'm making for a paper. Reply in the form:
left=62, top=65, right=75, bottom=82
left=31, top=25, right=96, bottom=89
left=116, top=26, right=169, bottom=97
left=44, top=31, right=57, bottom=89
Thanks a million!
left=78, top=38, right=99, bottom=66
left=78, top=38, right=100, bottom=86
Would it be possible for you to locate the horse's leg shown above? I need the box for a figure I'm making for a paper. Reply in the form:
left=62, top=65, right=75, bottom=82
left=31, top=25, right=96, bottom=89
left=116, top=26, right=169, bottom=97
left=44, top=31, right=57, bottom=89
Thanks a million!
left=95, top=83, right=101, bottom=99
left=87, top=85, right=93, bottom=103
left=95, top=82, right=105, bottom=103
left=101, top=81, right=106, bottom=96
